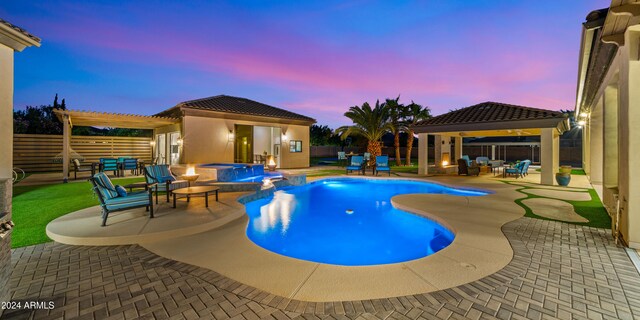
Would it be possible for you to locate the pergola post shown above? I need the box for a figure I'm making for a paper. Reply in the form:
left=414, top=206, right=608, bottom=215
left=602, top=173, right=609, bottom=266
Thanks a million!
left=62, top=114, right=71, bottom=183
left=418, top=133, right=429, bottom=175
left=540, top=128, right=559, bottom=185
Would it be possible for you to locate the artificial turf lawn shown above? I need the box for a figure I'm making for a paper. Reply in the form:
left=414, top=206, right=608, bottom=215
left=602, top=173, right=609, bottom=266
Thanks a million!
left=12, top=176, right=144, bottom=248
left=504, top=181, right=611, bottom=229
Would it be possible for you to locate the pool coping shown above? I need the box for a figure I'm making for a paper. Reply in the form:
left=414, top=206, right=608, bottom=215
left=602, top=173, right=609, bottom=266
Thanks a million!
left=141, top=175, right=526, bottom=301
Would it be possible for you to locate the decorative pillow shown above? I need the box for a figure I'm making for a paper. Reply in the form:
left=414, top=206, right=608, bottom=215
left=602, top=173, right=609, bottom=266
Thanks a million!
left=115, top=185, right=128, bottom=197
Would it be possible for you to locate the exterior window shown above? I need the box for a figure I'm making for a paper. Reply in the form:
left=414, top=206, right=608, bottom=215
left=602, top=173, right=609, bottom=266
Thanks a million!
left=289, top=140, right=302, bottom=152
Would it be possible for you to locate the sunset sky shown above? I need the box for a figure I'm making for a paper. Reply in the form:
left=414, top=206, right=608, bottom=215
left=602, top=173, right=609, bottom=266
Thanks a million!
left=3, top=0, right=608, bottom=127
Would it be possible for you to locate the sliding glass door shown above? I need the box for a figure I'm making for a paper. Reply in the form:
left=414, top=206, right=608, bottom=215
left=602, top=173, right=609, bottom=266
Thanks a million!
left=234, top=125, right=253, bottom=163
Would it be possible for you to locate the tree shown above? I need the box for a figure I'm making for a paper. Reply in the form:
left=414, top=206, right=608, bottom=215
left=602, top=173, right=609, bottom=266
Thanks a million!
left=310, top=124, right=333, bottom=146
left=403, top=101, right=431, bottom=166
left=384, top=96, right=406, bottom=166
left=336, top=100, right=392, bottom=163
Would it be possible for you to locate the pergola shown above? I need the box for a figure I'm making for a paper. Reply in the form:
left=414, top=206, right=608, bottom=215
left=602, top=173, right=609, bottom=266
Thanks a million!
left=53, top=109, right=180, bottom=181
left=411, top=102, right=570, bottom=185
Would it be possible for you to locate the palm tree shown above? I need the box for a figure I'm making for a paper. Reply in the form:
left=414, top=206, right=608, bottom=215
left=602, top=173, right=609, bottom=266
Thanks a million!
left=384, top=96, right=406, bottom=166
left=336, top=100, right=392, bottom=163
left=403, top=101, right=431, bottom=166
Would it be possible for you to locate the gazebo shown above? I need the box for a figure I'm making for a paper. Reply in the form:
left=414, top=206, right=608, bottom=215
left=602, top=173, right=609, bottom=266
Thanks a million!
left=411, top=102, right=570, bottom=185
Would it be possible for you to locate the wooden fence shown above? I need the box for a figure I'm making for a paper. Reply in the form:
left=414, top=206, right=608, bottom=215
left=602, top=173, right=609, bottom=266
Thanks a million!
left=13, top=134, right=152, bottom=172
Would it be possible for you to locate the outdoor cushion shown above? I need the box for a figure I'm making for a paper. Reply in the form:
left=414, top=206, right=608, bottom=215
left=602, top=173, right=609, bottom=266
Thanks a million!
left=104, top=191, right=150, bottom=211
left=93, top=172, right=118, bottom=200
left=461, top=155, right=471, bottom=166
left=476, top=157, right=490, bottom=166
left=115, top=185, right=128, bottom=197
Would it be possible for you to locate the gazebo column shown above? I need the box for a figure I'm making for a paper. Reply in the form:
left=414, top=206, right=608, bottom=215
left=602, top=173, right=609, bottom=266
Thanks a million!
left=418, top=133, right=429, bottom=175
left=454, top=136, right=463, bottom=162
left=540, top=128, right=559, bottom=185
left=62, top=114, right=71, bottom=183
left=434, top=135, right=442, bottom=166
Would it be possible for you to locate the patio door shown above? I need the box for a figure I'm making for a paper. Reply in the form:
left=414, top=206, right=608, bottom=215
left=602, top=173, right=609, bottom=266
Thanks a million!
left=169, top=132, right=181, bottom=165
left=155, top=134, right=166, bottom=164
left=234, top=125, right=253, bottom=163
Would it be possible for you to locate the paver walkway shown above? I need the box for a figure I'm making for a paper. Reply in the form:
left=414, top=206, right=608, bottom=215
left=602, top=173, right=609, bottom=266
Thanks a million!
left=4, top=217, right=640, bottom=319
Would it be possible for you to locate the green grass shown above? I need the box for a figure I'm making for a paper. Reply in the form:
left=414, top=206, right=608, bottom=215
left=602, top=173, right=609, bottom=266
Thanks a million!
left=12, top=177, right=144, bottom=248
left=305, top=169, right=346, bottom=177
left=534, top=168, right=586, bottom=175
left=504, top=181, right=610, bottom=229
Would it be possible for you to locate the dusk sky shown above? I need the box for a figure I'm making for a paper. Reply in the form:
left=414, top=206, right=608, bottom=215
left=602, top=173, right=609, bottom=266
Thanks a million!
left=4, top=0, right=608, bottom=128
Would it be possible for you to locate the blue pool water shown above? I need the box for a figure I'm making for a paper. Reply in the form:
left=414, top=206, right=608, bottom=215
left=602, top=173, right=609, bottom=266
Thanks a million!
left=245, top=178, right=488, bottom=266
left=233, top=172, right=283, bottom=183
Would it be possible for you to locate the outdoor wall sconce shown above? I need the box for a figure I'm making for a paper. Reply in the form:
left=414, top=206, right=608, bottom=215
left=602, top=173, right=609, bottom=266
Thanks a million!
left=177, top=138, right=183, bottom=146
left=577, top=120, right=586, bottom=127
left=149, top=140, right=156, bottom=147
left=228, top=130, right=234, bottom=142
left=282, top=133, right=289, bottom=141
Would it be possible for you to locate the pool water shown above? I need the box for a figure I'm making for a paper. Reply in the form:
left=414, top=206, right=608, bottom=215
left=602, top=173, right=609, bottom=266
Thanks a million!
left=245, top=178, right=488, bottom=266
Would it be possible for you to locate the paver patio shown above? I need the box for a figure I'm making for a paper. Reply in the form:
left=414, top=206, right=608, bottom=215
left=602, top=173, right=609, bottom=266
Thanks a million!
left=5, top=216, right=640, bottom=319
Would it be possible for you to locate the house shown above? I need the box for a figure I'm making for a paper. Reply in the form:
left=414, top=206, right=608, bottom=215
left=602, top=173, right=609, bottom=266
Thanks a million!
left=0, top=18, right=40, bottom=313
left=575, top=2, right=640, bottom=248
left=53, top=95, right=316, bottom=173
left=153, top=95, right=316, bottom=168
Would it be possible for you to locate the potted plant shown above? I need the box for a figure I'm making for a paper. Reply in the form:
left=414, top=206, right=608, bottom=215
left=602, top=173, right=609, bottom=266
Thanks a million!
left=556, top=169, right=571, bottom=186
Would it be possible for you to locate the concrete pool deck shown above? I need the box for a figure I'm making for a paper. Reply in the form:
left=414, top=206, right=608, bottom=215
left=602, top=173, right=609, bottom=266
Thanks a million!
left=46, top=174, right=532, bottom=301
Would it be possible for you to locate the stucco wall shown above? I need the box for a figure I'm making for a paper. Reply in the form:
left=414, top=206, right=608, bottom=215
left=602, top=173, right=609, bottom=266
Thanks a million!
left=181, top=116, right=310, bottom=168
left=0, top=45, right=13, bottom=180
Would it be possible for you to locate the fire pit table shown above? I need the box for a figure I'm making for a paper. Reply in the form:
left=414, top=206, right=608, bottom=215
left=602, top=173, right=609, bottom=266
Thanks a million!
left=172, top=186, right=219, bottom=208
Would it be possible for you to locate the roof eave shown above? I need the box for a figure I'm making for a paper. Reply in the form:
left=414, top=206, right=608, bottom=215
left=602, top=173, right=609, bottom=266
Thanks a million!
left=0, top=23, right=40, bottom=52
left=412, top=117, right=570, bottom=134
left=181, top=107, right=316, bottom=126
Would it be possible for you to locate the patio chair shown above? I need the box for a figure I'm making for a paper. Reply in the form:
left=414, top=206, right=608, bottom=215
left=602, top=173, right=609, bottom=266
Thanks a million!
left=337, top=152, right=347, bottom=166
left=476, top=157, right=490, bottom=166
left=374, top=155, right=391, bottom=176
left=346, top=155, right=365, bottom=175
left=89, top=172, right=155, bottom=226
left=71, top=159, right=95, bottom=180
left=121, top=158, right=139, bottom=176
left=144, top=164, right=189, bottom=203
left=521, top=160, right=531, bottom=176
left=461, top=155, right=471, bottom=166
left=457, top=159, right=479, bottom=176
left=99, top=158, right=119, bottom=176
left=504, top=160, right=530, bottom=179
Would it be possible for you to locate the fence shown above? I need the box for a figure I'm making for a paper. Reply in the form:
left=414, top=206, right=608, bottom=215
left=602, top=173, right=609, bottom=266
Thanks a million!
left=13, top=134, right=153, bottom=172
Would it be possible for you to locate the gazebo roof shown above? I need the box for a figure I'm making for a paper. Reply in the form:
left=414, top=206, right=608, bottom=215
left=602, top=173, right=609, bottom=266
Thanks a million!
left=412, top=102, right=570, bottom=135
left=53, top=109, right=180, bottom=129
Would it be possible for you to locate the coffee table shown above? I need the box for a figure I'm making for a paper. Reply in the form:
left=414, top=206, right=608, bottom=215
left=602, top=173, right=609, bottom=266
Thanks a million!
left=172, top=186, right=219, bottom=208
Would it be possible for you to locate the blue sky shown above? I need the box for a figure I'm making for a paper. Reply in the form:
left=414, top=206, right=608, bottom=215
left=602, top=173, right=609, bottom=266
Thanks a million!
left=3, top=0, right=609, bottom=127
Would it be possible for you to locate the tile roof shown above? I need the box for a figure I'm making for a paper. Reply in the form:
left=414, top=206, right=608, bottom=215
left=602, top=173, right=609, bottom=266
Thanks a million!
left=169, top=95, right=316, bottom=123
left=0, top=18, right=41, bottom=43
left=415, top=102, right=566, bottom=126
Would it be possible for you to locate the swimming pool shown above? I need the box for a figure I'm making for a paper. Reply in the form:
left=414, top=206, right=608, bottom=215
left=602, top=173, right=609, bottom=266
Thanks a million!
left=245, top=178, right=488, bottom=266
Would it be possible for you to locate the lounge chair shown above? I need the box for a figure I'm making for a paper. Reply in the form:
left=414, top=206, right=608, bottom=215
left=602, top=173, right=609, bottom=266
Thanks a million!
left=521, top=159, right=531, bottom=176
left=346, top=156, right=364, bottom=175
left=374, top=155, right=390, bottom=176
left=457, top=159, right=480, bottom=176
left=144, top=165, right=189, bottom=203
left=99, top=158, right=119, bottom=176
left=90, top=172, right=155, bottom=226
left=71, top=159, right=95, bottom=180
